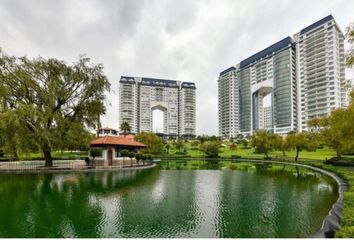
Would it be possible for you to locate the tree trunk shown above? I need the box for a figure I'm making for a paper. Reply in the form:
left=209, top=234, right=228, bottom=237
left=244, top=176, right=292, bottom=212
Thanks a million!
left=295, top=148, right=299, bottom=162
left=43, top=145, right=53, bottom=167
left=336, top=151, right=342, bottom=160
left=282, top=150, right=286, bottom=157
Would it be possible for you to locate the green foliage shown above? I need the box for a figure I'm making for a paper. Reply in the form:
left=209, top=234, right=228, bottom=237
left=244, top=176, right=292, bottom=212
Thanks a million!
left=0, top=50, right=110, bottom=167
left=135, top=153, right=142, bottom=164
left=173, top=139, right=185, bottom=153
left=200, top=141, right=221, bottom=158
left=128, top=152, right=135, bottom=159
left=196, top=135, right=222, bottom=144
left=134, top=132, right=163, bottom=154
left=120, top=149, right=129, bottom=157
left=286, top=132, right=318, bottom=161
left=163, top=143, right=170, bottom=154
left=190, top=140, right=200, bottom=147
left=241, top=139, right=249, bottom=149
left=250, top=131, right=277, bottom=158
left=90, top=147, right=102, bottom=160
left=273, top=135, right=289, bottom=156
left=308, top=95, right=354, bottom=159
left=120, top=121, right=131, bottom=136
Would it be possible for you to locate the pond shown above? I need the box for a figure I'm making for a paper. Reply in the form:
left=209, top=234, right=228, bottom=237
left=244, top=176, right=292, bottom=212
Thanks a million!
left=0, top=161, right=338, bottom=238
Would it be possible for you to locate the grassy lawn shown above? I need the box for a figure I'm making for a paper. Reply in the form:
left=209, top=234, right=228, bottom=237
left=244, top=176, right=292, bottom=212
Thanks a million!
left=165, top=142, right=346, bottom=161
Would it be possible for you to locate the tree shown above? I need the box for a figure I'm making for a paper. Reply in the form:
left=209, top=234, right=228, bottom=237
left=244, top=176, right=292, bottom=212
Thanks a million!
left=174, top=139, right=185, bottom=154
left=0, top=50, right=110, bottom=167
left=140, top=154, right=147, bottom=165
left=163, top=143, right=170, bottom=154
left=134, top=132, right=164, bottom=155
left=60, top=122, right=93, bottom=152
left=128, top=151, right=135, bottom=167
left=146, top=154, right=153, bottom=165
left=90, top=147, right=103, bottom=166
left=308, top=102, right=354, bottom=159
left=273, top=135, right=289, bottom=157
left=286, top=132, right=318, bottom=161
left=191, top=140, right=200, bottom=147
left=241, top=139, right=249, bottom=149
left=120, top=149, right=129, bottom=162
left=196, top=135, right=208, bottom=144
left=120, top=121, right=131, bottom=137
left=250, top=131, right=275, bottom=158
left=200, top=141, right=221, bottom=158
left=135, top=153, right=142, bottom=165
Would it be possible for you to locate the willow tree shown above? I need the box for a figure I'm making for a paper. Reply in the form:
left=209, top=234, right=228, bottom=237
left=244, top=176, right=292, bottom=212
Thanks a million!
left=0, top=50, right=110, bottom=167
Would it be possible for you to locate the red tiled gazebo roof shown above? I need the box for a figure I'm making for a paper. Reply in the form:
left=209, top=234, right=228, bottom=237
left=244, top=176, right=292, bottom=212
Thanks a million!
left=90, top=135, right=146, bottom=148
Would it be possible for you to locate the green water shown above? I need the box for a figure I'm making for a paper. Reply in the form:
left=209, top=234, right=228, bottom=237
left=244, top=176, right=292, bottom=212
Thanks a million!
left=0, top=164, right=338, bottom=238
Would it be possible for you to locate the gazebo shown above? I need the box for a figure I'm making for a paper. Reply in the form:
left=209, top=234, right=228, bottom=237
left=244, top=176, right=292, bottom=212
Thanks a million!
left=90, top=135, right=146, bottom=166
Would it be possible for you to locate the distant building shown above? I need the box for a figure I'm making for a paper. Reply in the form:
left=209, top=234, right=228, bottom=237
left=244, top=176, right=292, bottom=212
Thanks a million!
left=90, top=135, right=146, bottom=166
left=263, top=106, right=273, bottom=130
left=218, top=66, right=239, bottom=138
left=97, top=127, right=118, bottom=137
left=218, top=15, right=347, bottom=137
left=119, top=76, right=196, bottom=137
left=294, top=15, right=346, bottom=131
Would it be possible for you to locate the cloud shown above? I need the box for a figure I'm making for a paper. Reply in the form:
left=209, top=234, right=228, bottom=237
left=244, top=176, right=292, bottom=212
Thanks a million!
left=0, top=0, right=353, bottom=135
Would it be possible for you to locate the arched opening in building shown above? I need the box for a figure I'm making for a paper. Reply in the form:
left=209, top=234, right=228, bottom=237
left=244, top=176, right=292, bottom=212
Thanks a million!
left=152, top=108, right=165, bottom=134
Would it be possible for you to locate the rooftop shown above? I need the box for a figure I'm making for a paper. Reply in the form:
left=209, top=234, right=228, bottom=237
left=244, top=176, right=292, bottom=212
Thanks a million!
left=300, top=15, right=334, bottom=35
left=240, top=37, right=293, bottom=69
left=219, top=66, right=236, bottom=76
left=140, top=77, right=179, bottom=88
left=90, top=135, right=146, bottom=148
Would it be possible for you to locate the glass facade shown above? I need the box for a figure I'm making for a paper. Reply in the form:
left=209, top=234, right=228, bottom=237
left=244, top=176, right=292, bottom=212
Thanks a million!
left=239, top=68, right=251, bottom=132
left=273, top=49, right=292, bottom=128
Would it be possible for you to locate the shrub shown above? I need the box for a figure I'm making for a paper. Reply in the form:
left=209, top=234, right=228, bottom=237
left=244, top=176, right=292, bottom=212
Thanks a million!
left=128, top=152, right=135, bottom=159
left=90, top=147, right=103, bottom=159
left=200, top=141, right=221, bottom=158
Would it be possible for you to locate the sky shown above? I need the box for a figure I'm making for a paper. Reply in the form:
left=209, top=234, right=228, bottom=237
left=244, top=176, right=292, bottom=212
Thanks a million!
left=0, top=0, right=353, bottom=135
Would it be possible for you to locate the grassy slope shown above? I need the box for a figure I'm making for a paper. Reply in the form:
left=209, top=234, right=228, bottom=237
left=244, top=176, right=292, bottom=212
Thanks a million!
left=166, top=142, right=339, bottom=160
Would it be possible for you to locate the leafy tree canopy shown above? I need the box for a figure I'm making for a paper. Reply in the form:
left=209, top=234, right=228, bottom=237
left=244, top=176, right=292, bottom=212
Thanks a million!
left=0, top=50, right=110, bottom=166
left=134, top=132, right=164, bottom=155
left=200, top=141, right=221, bottom=158
left=250, top=131, right=276, bottom=158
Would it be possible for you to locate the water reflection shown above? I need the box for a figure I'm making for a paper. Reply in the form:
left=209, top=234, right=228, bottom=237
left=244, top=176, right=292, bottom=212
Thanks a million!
left=0, top=165, right=338, bottom=238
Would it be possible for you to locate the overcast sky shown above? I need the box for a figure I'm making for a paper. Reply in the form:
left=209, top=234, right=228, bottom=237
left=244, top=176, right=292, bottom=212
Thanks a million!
left=0, top=0, right=353, bottom=135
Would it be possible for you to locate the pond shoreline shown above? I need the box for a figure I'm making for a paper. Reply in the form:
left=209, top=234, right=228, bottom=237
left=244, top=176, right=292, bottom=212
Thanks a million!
left=225, top=159, right=347, bottom=238
left=0, top=162, right=156, bottom=174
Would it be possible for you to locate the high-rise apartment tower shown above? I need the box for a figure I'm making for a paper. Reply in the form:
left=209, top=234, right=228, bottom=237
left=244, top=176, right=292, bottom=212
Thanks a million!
left=218, top=15, right=346, bottom=137
left=119, top=76, right=196, bottom=137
